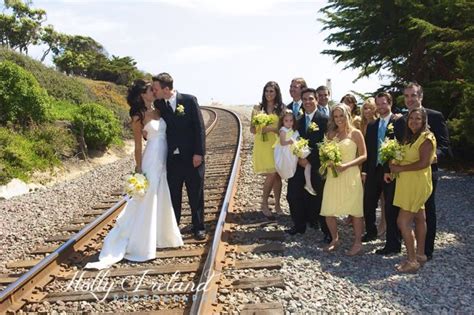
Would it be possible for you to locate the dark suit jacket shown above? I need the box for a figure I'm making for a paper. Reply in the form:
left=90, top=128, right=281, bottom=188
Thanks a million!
left=297, top=110, right=328, bottom=171
left=394, top=107, right=452, bottom=170
left=155, top=92, right=206, bottom=160
left=362, top=115, right=401, bottom=175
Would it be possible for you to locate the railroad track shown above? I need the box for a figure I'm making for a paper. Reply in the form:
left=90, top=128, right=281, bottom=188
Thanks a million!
left=1, top=107, right=286, bottom=314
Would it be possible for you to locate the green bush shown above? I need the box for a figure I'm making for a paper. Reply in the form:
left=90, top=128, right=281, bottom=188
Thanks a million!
left=0, top=61, right=51, bottom=126
left=72, top=103, right=122, bottom=150
left=0, top=47, right=93, bottom=105
left=50, top=99, right=79, bottom=121
left=0, top=125, right=76, bottom=184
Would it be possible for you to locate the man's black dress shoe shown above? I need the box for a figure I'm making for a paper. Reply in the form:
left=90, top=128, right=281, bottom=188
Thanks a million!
left=374, top=247, right=401, bottom=256
left=362, top=233, right=377, bottom=242
left=322, top=234, right=332, bottom=244
left=285, top=227, right=305, bottom=235
left=194, top=230, right=206, bottom=240
left=308, top=222, right=319, bottom=230
left=426, top=254, right=433, bottom=261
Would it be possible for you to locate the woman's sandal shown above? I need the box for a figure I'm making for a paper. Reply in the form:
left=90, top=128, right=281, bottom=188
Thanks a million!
left=396, top=260, right=420, bottom=273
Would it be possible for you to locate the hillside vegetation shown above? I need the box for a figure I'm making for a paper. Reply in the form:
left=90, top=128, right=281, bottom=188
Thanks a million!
left=0, top=48, right=130, bottom=185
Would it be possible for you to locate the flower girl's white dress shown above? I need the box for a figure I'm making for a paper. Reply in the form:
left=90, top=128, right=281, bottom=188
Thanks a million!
left=274, top=127, right=299, bottom=180
left=85, top=119, right=183, bottom=270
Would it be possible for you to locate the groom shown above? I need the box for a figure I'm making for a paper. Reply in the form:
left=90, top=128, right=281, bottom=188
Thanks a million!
left=152, top=73, right=206, bottom=240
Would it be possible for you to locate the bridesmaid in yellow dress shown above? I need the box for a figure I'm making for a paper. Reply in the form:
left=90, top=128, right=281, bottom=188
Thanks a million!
left=250, top=81, right=283, bottom=218
left=320, top=104, right=367, bottom=256
left=341, top=93, right=361, bottom=130
left=390, top=108, right=436, bottom=273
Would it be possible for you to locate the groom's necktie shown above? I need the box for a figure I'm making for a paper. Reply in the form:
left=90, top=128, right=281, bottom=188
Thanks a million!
left=166, top=100, right=172, bottom=112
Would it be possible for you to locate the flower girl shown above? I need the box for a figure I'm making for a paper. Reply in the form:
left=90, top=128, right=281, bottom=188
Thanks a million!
left=274, top=110, right=317, bottom=195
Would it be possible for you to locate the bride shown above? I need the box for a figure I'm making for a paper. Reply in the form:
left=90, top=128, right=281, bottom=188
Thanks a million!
left=85, top=79, right=183, bottom=270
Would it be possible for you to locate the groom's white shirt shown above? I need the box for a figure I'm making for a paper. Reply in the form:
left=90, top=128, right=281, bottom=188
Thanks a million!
left=166, top=90, right=177, bottom=112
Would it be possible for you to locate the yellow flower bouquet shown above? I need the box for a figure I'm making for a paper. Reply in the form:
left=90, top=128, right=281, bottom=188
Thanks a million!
left=379, top=137, right=404, bottom=178
left=291, top=138, right=311, bottom=158
left=318, top=137, right=342, bottom=178
left=251, top=112, right=277, bottom=141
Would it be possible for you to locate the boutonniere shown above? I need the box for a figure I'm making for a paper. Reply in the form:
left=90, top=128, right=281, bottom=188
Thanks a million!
left=387, top=123, right=394, bottom=134
left=298, top=108, right=304, bottom=116
left=308, top=122, right=319, bottom=132
left=176, top=104, right=185, bottom=116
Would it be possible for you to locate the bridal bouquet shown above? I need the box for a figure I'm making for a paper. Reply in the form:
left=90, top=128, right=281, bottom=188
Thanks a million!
left=124, top=173, right=149, bottom=198
left=291, top=138, right=311, bottom=158
left=379, top=138, right=404, bottom=178
left=252, top=112, right=277, bottom=141
left=318, top=137, right=342, bottom=178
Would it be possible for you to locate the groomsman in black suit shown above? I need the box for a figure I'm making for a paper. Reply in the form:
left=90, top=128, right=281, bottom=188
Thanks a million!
left=362, top=92, right=403, bottom=254
left=286, top=87, right=330, bottom=242
left=393, top=82, right=452, bottom=260
left=286, top=78, right=307, bottom=119
left=152, top=73, right=207, bottom=240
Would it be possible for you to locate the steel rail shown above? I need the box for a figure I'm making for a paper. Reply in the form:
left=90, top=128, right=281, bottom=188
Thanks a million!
left=190, top=107, right=242, bottom=315
left=0, top=107, right=218, bottom=313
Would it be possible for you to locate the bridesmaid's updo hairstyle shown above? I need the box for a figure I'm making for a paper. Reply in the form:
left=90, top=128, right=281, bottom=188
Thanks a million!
left=127, top=79, right=151, bottom=125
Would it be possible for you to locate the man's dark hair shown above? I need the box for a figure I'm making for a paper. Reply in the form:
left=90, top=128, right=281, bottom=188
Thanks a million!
left=152, top=72, right=173, bottom=90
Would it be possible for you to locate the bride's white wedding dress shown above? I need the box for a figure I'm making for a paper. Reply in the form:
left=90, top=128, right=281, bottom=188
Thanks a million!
left=85, top=118, right=183, bottom=270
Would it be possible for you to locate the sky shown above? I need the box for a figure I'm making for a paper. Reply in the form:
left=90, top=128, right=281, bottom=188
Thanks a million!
left=28, top=0, right=391, bottom=105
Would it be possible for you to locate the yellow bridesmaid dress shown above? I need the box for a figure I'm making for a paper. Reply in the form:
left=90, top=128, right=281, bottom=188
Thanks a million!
left=252, top=111, right=279, bottom=174
left=393, top=131, right=437, bottom=213
left=321, top=138, right=363, bottom=217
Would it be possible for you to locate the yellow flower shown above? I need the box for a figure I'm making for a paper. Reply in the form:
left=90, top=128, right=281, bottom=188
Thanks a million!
left=387, top=123, right=394, bottom=134
left=308, top=122, right=319, bottom=132
left=298, top=108, right=304, bottom=116
left=176, top=104, right=185, bottom=116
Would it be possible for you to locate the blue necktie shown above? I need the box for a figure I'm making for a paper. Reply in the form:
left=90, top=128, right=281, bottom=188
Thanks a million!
left=377, top=119, right=387, bottom=165
left=319, top=106, right=328, bottom=117
left=305, top=115, right=311, bottom=131
left=293, top=102, right=299, bottom=117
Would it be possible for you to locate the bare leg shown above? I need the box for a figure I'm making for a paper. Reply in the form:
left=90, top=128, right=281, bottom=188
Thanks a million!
left=347, top=217, right=363, bottom=256
left=324, top=216, right=339, bottom=252
left=414, top=209, right=427, bottom=264
left=397, top=209, right=420, bottom=272
left=272, top=173, right=283, bottom=214
left=261, top=173, right=275, bottom=216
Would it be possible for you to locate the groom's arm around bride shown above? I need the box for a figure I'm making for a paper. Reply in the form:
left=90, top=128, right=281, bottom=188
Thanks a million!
left=152, top=73, right=207, bottom=240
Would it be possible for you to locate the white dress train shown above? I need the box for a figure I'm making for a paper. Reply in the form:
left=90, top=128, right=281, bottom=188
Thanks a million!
left=85, top=119, right=183, bottom=270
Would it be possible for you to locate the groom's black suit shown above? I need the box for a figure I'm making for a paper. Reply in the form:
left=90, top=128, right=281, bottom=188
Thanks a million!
left=155, top=92, right=206, bottom=232
left=287, top=109, right=329, bottom=235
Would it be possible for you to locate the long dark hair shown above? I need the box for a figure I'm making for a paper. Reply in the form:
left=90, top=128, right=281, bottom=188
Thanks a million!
left=127, top=79, right=150, bottom=124
left=259, top=81, right=283, bottom=115
left=404, top=107, right=429, bottom=145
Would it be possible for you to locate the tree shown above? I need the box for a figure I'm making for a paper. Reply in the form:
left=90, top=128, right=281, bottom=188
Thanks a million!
left=52, top=35, right=107, bottom=76
left=319, top=0, right=474, bottom=152
left=39, top=24, right=68, bottom=62
left=0, top=0, right=46, bottom=54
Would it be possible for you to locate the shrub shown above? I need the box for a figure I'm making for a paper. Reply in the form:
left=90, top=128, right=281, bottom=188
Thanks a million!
left=72, top=103, right=122, bottom=150
left=50, top=99, right=79, bottom=121
left=0, top=47, right=93, bottom=104
left=0, top=125, right=76, bottom=184
left=0, top=61, right=51, bottom=126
